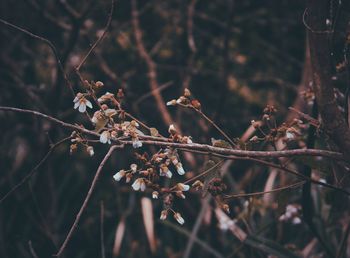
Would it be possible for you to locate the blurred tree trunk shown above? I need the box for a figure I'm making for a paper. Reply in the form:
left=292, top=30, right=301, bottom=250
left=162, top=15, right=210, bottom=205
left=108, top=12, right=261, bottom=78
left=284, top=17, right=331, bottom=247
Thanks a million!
left=307, top=0, right=350, bottom=161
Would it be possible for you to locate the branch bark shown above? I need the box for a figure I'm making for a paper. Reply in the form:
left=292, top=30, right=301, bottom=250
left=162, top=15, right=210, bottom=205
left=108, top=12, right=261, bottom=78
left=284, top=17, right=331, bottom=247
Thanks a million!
left=306, top=0, right=350, bottom=161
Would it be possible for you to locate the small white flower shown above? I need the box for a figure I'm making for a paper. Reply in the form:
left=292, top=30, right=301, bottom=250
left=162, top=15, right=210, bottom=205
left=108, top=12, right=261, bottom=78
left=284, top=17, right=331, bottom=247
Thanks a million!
left=130, top=164, right=137, bottom=172
left=132, top=138, right=143, bottom=148
left=319, top=178, right=327, bottom=184
left=159, top=166, right=172, bottom=178
left=113, top=170, right=125, bottom=181
left=176, top=191, right=186, bottom=199
left=279, top=214, right=286, bottom=221
left=286, top=204, right=298, bottom=214
left=171, top=157, right=179, bottom=166
left=100, top=131, right=111, bottom=144
left=130, top=120, right=139, bottom=127
left=152, top=191, right=159, bottom=199
left=176, top=96, right=186, bottom=104
left=218, top=217, right=235, bottom=231
left=174, top=212, right=185, bottom=225
left=286, top=131, right=295, bottom=140
left=86, top=146, right=94, bottom=156
left=97, top=92, right=114, bottom=103
left=292, top=217, right=302, bottom=225
left=176, top=163, right=185, bottom=175
left=168, top=124, right=177, bottom=134
left=131, top=178, right=146, bottom=191
left=166, top=100, right=177, bottom=106
left=177, top=183, right=190, bottom=191
left=182, top=136, right=192, bottom=144
left=160, top=210, right=168, bottom=220
left=73, top=93, right=92, bottom=113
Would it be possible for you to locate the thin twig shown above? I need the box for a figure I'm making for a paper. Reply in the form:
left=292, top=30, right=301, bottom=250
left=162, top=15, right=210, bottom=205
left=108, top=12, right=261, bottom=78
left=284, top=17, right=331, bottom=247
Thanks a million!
left=0, top=18, right=74, bottom=95
left=55, top=145, right=119, bottom=257
left=195, top=107, right=236, bottom=147
left=0, top=136, right=71, bottom=204
left=28, top=240, right=39, bottom=258
left=336, top=219, right=350, bottom=258
left=224, top=181, right=306, bottom=199
left=177, top=148, right=350, bottom=196
left=76, top=0, right=115, bottom=71
left=131, top=0, right=173, bottom=126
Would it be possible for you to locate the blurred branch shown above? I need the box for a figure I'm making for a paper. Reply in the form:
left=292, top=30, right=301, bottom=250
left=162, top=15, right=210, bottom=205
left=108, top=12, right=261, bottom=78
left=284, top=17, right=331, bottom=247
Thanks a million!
left=100, top=201, right=106, bottom=258
left=306, top=0, right=350, bottom=161
left=161, top=220, right=224, bottom=258
left=55, top=144, right=120, bottom=257
left=131, top=0, right=173, bottom=126
left=76, top=0, right=115, bottom=71
left=0, top=18, right=75, bottom=96
left=224, top=180, right=306, bottom=199
left=0, top=136, right=71, bottom=204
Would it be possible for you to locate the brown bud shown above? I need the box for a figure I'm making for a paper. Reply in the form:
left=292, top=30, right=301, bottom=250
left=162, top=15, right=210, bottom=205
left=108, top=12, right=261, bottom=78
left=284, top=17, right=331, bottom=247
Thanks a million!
left=191, top=99, right=201, bottom=110
left=184, top=88, right=191, bottom=97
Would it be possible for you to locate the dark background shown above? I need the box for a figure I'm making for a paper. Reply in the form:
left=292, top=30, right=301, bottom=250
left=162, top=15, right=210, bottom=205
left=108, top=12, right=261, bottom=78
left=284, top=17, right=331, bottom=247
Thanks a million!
left=0, top=0, right=349, bottom=257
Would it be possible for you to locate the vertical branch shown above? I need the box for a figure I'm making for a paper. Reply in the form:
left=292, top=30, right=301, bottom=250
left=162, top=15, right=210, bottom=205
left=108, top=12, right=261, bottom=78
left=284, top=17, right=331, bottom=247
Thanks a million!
left=55, top=145, right=119, bottom=257
left=131, top=0, right=173, bottom=126
left=306, top=0, right=350, bottom=161
left=100, top=201, right=106, bottom=258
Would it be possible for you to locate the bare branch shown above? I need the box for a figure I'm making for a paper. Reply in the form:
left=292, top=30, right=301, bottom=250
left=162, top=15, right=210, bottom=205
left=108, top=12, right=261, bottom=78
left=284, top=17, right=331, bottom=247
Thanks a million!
left=0, top=18, right=75, bottom=96
left=0, top=136, right=71, bottom=204
left=55, top=145, right=120, bottom=257
left=76, top=0, right=115, bottom=71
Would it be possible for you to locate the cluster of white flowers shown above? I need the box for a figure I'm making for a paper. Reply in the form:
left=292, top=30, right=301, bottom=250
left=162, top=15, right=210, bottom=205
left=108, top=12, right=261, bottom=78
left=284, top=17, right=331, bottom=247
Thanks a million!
left=100, top=131, right=112, bottom=144
left=279, top=204, right=302, bottom=225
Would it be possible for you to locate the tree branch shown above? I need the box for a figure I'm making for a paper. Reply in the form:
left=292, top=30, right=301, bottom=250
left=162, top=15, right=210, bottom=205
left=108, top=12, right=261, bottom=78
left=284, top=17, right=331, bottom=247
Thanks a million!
left=306, top=0, right=350, bottom=161
left=55, top=145, right=119, bottom=257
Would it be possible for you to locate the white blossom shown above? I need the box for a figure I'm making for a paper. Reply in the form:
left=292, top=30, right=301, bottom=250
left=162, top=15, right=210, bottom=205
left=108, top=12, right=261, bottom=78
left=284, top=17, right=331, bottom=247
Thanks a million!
left=177, top=183, right=190, bottom=191
left=130, top=164, right=137, bottom=172
left=174, top=212, right=185, bottom=225
left=132, top=138, right=142, bottom=148
left=159, top=166, right=172, bottom=178
left=97, top=92, right=114, bottom=103
left=160, top=210, right=168, bottom=220
left=73, top=93, right=92, bottom=113
left=166, top=99, right=177, bottom=106
left=86, top=146, right=94, bottom=156
left=152, top=191, right=159, bottom=199
left=292, top=217, right=301, bottom=224
left=113, top=170, right=125, bottom=181
left=100, top=131, right=111, bottom=144
left=168, top=124, right=177, bottom=134
left=175, top=163, right=185, bottom=175
left=286, top=131, right=295, bottom=140
left=132, top=178, right=146, bottom=191
left=218, top=217, right=235, bottom=231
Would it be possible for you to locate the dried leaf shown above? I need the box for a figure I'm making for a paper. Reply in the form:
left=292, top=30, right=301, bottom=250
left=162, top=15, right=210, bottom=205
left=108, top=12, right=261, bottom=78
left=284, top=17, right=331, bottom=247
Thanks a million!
left=211, top=138, right=232, bottom=149
left=149, top=127, right=159, bottom=137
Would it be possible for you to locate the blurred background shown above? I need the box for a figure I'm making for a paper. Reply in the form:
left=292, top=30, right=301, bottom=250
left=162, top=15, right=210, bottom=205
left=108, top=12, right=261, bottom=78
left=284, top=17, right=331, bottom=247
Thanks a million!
left=1, top=0, right=349, bottom=257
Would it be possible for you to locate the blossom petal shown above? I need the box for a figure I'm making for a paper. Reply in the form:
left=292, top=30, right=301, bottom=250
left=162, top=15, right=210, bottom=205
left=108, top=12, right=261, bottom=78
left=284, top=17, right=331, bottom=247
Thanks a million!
left=86, top=100, right=93, bottom=109
left=78, top=103, right=87, bottom=113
